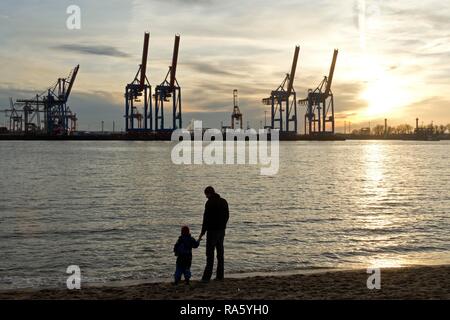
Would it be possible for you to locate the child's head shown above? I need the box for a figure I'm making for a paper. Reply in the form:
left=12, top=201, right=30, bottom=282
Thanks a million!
left=181, top=225, right=190, bottom=236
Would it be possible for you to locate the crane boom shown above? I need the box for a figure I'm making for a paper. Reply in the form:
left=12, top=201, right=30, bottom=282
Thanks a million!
left=64, top=64, right=79, bottom=102
left=325, top=49, right=338, bottom=96
left=286, top=46, right=300, bottom=96
left=170, top=35, right=180, bottom=89
left=139, top=32, right=150, bottom=91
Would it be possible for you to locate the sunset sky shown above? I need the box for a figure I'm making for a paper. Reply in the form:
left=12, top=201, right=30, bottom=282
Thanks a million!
left=0, top=0, right=449, bottom=131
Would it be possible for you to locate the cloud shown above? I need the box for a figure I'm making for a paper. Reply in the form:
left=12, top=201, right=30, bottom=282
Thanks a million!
left=156, top=0, right=214, bottom=4
left=404, top=96, right=450, bottom=122
left=383, top=5, right=450, bottom=30
left=184, top=61, right=238, bottom=77
left=68, top=91, right=124, bottom=130
left=332, top=82, right=367, bottom=113
left=53, top=44, right=129, bottom=58
left=335, top=112, right=358, bottom=120
left=1, top=0, right=450, bottom=127
left=0, top=86, right=37, bottom=103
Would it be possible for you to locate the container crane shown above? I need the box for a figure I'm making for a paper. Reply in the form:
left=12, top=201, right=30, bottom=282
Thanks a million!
left=125, top=32, right=152, bottom=132
left=154, top=34, right=182, bottom=131
left=231, top=89, right=243, bottom=129
left=262, top=46, right=300, bottom=133
left=300, top=49, right=338, bottom=135
left=13, top=65, right=79, bottom=135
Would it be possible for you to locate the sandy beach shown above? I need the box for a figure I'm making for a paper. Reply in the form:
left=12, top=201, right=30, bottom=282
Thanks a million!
left=0, top=265, right=448, bottom=300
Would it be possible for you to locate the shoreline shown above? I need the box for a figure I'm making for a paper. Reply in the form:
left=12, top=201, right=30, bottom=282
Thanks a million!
left=78, top=267, right=346, bottom=290
left=1, top=264, right=448, bottom=300
left=1, top=132, right=449, bottom=141
left=0, top=267, right=346, bottom=293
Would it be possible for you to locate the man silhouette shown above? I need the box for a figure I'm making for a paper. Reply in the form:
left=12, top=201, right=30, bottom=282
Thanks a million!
left=198, top=186, right=229, bottom=282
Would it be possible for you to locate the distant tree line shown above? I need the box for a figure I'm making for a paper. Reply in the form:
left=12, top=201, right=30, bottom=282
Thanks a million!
left=352, top=123, right=450, bottom=136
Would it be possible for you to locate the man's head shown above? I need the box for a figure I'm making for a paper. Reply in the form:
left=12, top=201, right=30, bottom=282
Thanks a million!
left=204, top=186, right=215, bottom=199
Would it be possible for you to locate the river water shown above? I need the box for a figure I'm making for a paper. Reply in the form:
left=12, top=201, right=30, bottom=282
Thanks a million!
left=0, top=140, right=449, bottom=289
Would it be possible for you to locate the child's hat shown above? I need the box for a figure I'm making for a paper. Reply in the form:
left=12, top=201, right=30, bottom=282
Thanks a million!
left=181, top=225, right=190, bottom=235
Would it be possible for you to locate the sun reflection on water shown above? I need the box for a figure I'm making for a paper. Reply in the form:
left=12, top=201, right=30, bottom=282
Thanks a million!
left=368, top=257, right=422, bottom=269
left=363, top=143, right=384, bottom=183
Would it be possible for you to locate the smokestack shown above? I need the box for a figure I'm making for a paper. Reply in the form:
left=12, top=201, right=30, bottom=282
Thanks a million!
left=416, top=118, right=419, bottom=130
left=384, top=119, right=388, bottom=136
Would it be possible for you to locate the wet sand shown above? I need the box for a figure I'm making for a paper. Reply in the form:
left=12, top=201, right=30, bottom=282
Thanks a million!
left=0, top=265, right=448, bottom=300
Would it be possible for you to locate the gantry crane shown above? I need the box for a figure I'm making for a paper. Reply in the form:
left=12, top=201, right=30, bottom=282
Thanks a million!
left=7, top=65, right=80, bottom=135
left=300, top=49, right=338, bottom=135
left=125, top=32, right=152, bottom=132
left=154, top=35, right=182, bottom=131
left=231, top=89, right=243, bottom=129
left=7, top=98, right=22, bottom=133
left=262, top=46, right=300, bottom=133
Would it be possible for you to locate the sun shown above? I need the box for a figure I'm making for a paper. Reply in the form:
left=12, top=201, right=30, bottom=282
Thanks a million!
left=358, top=57, right=413, bottom=118
left=361, top=77, right=411, bottom=117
